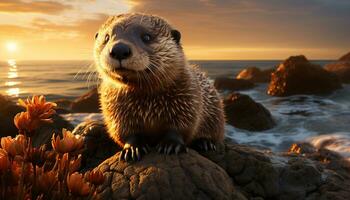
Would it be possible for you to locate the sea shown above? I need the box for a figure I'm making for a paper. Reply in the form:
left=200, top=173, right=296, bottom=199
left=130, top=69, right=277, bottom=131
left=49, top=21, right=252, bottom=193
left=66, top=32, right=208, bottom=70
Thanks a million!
left=1, top=60, right=349, bottom=159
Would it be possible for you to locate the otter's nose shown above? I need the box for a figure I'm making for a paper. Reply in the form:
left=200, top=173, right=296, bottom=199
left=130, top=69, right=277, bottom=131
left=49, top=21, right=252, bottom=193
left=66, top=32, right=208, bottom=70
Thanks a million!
left=110, top=43, right=132, bottom=60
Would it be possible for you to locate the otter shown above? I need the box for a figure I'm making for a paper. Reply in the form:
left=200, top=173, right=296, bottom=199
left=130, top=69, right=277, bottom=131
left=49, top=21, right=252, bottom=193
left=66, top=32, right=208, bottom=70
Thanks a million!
left=94, top=13, right=225, bottom=162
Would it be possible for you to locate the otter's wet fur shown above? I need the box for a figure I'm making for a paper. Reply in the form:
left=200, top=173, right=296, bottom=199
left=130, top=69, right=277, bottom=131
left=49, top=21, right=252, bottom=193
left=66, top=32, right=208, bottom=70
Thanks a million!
left=94, top=13, right=225, bottom=161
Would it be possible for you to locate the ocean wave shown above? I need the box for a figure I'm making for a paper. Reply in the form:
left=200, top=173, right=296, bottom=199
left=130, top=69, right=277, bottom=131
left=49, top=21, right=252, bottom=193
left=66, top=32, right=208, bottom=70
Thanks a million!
left=308, top=133, right=350, bottom=161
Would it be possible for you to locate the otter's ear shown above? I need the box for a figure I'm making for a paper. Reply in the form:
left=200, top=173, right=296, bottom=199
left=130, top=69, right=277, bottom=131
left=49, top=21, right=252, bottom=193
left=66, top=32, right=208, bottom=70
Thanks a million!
left=95, top=32, right=99, bottom=40
left=171, top=30, right=181, bottom=45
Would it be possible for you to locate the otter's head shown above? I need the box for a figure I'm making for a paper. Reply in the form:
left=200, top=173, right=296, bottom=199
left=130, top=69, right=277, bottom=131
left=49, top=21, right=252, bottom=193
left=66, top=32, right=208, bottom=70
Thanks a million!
left=94, top=13, right=185, bottom=89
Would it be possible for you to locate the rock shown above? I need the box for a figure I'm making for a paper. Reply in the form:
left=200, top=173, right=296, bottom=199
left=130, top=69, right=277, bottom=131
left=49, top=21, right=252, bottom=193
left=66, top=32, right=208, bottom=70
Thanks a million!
left=0, top=95, right=24, bottom=137
left=224, top=93, right=275, bottom=131
left=267, top=55, right=342, bottom=96
left=70, top=88, right=100, bottom=113
left=214, top=77, right=255, bottom=91
left=54, top=99, right=73, bottom=114
left=78, top=121, right=350, bottom=200
left=201, top=140, right=350, bottom=200
left=32, top=114, right=74, bottom=147
left=72, top=121, right=119, bottom=171
left=325, top=51, right=350, bottom=83
left=282, top=142, right=350, bottom=200
left=236, top=67, right=275, bottom=83
left=95, top=150, right=244, bottom=200
left=339, top=52, right=350, bottom=61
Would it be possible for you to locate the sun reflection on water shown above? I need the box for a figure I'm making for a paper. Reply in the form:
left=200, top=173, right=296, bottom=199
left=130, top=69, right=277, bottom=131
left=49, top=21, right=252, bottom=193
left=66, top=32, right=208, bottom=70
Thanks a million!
left=5, top=59, right=21, bottom=97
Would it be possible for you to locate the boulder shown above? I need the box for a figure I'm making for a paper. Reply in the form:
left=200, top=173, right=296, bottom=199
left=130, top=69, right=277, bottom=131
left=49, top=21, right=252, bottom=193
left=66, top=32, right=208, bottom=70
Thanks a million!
left=95, top=150, right=245, bottom=200
left=32, top=114, right=74, bottom=147
left=54, top=99, right=73, bottom=114
left=70, top=88, right=100, bottom=113
left=203, top=141, right=327, bottom=199
left=72, top=121, right=119, bottom=171
left=267, top=55, right=342, bottom=96
left=214, top=78, right=255, bottom=91
left=325, top=51, right=350, bottom=83
left=74, top=121, right=350, bottom=200
left=236, top=67, right=275, bottom=83
left=339, top=51, right=350, bottom=61
left=224, top=93, right=275, bottom=131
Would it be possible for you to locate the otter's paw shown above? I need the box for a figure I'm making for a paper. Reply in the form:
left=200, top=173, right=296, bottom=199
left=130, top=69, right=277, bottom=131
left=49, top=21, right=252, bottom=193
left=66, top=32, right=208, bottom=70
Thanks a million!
left=191, top=138, right=216, bottom=152
left=119, top=142, right=150, bottom=162
left=156, top=131, right=187, bottom=155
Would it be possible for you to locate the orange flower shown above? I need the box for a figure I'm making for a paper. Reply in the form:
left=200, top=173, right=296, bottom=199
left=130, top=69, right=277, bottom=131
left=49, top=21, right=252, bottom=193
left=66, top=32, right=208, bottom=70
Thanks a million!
left=69, top=155, right=82, bottom=173
left=18, top=95, right=57, bottom=120
left=58, top=153, right=81, bottom=175
left=28, top=145, right=47, bottom=167
left=85, top=170, right=105, bottom=186
left=67, top=172, right=90, bottom=197
left=10, top=157, right=34, bottom=184
left=15, top=95, right=56, bottom=134
left=1, top=135, right=27, bottom=157
left=0, top=149, right=10, bottom=172
left=52, top=129, right=84, bottom=154
left=36, top=167, right=57, bottom=192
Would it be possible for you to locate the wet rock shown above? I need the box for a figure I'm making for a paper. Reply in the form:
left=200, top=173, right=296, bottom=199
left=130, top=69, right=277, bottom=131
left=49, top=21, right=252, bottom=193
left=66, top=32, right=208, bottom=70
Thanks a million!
left=236, top=66, right=275, bottom=83
left=224, top=93, right=275, bottom=131
left=202, top=140, right=350, bottom=200
left=325, top=51, right=350, bottom=83
left=95, top=150, right=244, bottom=200
left=0, top=94, right=24, bottom=137
left=284, top=142, right=350, bottom=200
left=267, top=55, right=341, bottom=96
left=70, top=88, right=100, bottom=113
left=214, top=77, right=255, bottom=91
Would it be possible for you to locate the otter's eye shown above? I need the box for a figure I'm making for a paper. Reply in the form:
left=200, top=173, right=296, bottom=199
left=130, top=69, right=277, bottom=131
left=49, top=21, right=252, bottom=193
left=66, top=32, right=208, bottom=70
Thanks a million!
left=141, top=34, right=152, bottom=43
left=104, top=34, right=110, bottom=44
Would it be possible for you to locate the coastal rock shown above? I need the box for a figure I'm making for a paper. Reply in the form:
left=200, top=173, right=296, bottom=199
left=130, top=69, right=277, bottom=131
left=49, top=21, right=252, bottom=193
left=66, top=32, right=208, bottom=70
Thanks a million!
left=282, top=143, right=350, bottom=200
left=32, top=114, right=74, bottom=147
left=236, top=67, right=275, bottom=83
left=54, top=99, right=73, bottom=114
left=72, top=121, right=119, bottom=171
left=325, top=51, right=350, bottom=83
left=267, top=55, right=342, bottom=96
left=70, top=88, right=100, bottom=113
left=224, top=93, right=275, bottom=131
left=339, top=51, right=350, bottom=61
left=95, top=150, right=244, bottom=200
left=0, top=94, right=24, bottom=137
left=214, top=77, right=255, bottom=91
left=73, top=121, right=350, bottom=200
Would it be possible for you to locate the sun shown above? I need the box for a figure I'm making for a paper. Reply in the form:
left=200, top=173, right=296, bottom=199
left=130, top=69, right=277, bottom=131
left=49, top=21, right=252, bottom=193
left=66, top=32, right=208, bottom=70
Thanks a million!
left=6, top=42, right=17, bottom=52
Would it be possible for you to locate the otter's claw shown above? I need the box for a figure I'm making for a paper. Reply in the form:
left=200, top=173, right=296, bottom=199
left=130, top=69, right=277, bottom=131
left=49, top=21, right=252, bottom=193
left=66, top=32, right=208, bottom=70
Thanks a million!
left=119, top=135, right=150, bottom=162
left=191, top=138, right=216, bottom=152
left=119, top=144, right=149, bottom=162
left=156, top=131, right=187, bottom=155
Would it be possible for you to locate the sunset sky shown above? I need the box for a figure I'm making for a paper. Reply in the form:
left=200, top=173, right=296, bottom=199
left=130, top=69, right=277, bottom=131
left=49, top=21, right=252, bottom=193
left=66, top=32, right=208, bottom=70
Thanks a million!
left=0, top=0, right=349, bottom=60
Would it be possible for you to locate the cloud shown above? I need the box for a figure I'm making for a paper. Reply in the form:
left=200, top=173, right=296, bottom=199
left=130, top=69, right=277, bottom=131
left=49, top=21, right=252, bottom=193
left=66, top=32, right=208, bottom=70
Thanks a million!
left=128, top=0, right=350, bottom=49
left=30, top=14, right=108, bottom=37
left=0, top=0, right=72, bottom=14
